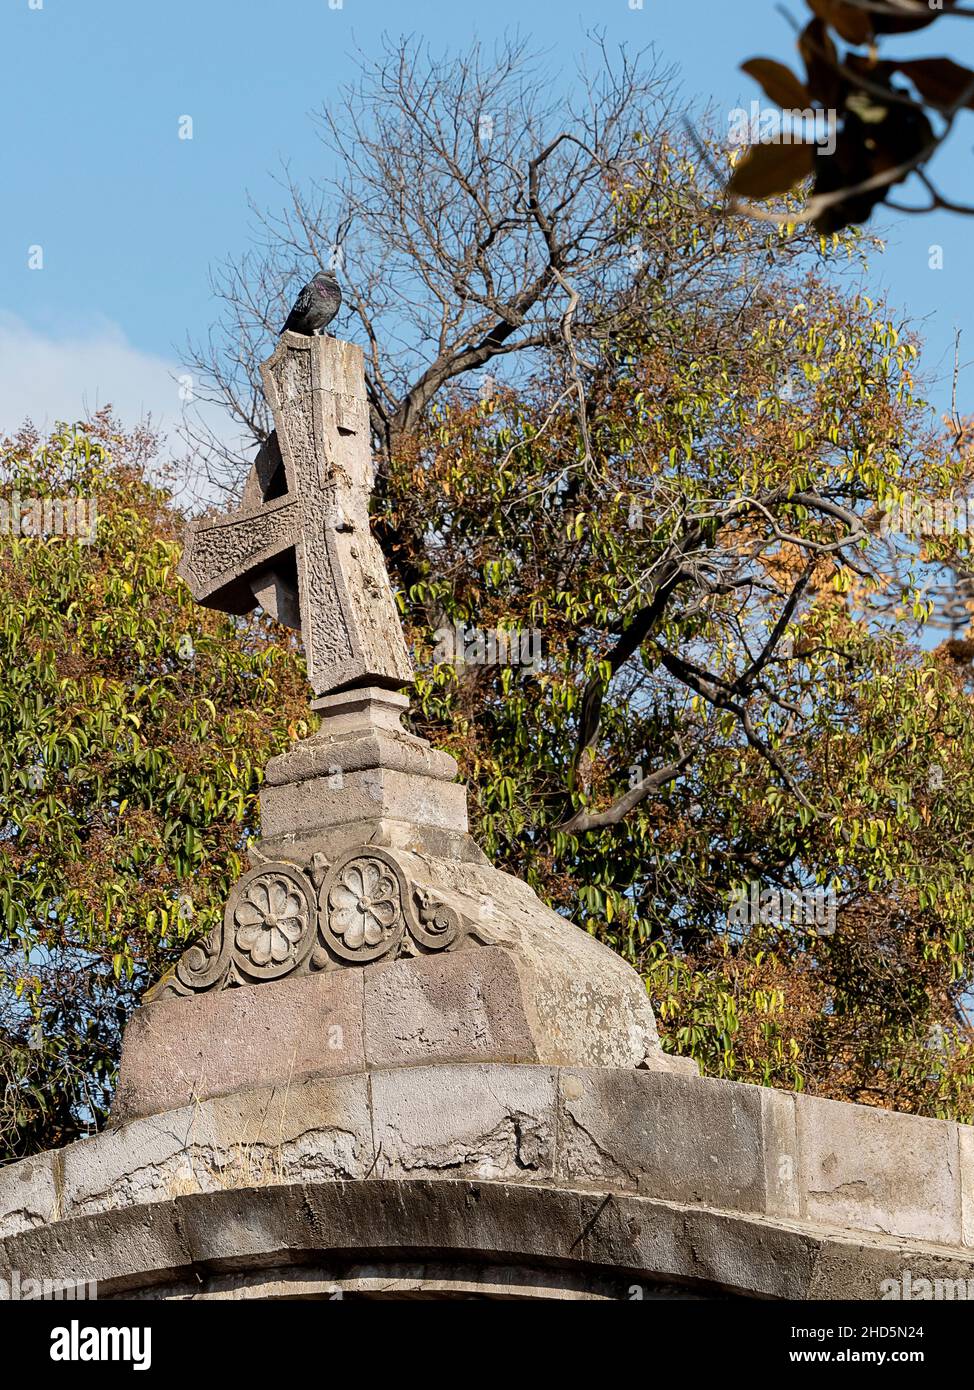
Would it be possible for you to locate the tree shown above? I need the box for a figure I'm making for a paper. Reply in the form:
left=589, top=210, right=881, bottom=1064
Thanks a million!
left=184, top=34, right=883, bottom=824
left=184, top=33, right=685, bottom=483
left=389, top=204, right=974, bottom=1116
left=729, top=1, right=974, bottom=230
left=0, top=414, right=310, bottom=1159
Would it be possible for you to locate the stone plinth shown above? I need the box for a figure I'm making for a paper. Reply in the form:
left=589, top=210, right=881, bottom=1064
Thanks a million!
left=140, top=677, right=691, bottom=1102
left=5, top=1064, right=974, bottom=1301
left=259, top=687, right=472, bottom=859
left=115, top=943, right=687, bottom=1125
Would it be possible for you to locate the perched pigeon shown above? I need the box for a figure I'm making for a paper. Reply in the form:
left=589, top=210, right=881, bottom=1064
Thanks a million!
left=280, top=270, right=342, bottom=336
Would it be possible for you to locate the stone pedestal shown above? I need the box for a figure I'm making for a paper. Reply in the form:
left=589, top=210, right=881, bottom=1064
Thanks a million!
left=260, top=686, right=475, bottom=861
left=123, top=685, right=692, bottom=1123
left=135, top=332, right=693, bottom=1142
left=116, top=943, right=688, bottom=1126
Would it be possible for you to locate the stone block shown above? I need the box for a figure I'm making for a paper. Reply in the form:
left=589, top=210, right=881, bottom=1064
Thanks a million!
left=67, top=1072, right=373, bottom=1220
left=1, top=1199, right=191, bottom=1292
left=809, top=1239, right=974, bottom=1301
left=0, top=1150, right=60, bottom=1240
left=113, top=968, right=365, bottom=1123
left=371, top=1062, right=558, bottom=1182
left=260, top=765, right=469, bottom=839
left=761, top=1085, right=801, bottom=1219
left=796, top=1093, right=960, bottom=1246
left=259, top=815, right=487, bottom=868
left=363, top=947, right=543, bottom=1069
left=557, top=1069, right=767, bottom=1211
left=580, top=1194, right=819, bottom=1301
left=260, top=686, right=469, bottom=838
left=384, top=850, right=673, bottom=1072
left=959, top=1122, right=974, bottom=1248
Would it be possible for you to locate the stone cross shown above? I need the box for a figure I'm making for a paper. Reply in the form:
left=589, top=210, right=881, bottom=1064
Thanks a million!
left=178, top=334, right=414, bottom=700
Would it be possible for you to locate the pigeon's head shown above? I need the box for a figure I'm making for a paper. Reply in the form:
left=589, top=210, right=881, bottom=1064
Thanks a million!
left=314, top=269, right=340, bottom=285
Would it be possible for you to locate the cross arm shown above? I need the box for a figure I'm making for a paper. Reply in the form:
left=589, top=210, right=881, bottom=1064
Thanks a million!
left=177, top=494, right=298, bottom=616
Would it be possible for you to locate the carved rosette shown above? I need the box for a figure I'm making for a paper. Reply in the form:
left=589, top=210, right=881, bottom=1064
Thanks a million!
left=147, top=846, right=472, bottom=1001
left=314, top=849, right=408, bottom=964
left=230, top=866, right=316, bottom=977
left=149, top=863, right=317, bottom=999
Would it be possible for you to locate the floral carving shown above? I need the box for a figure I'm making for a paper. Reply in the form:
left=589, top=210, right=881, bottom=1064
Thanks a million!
left=329, top=859, right=399, bottom=950
left=147, top=846, right=477, bottom=1000
left=234, top=873, right=309, bottom=967
left=318, top=850, right=407, bottom=962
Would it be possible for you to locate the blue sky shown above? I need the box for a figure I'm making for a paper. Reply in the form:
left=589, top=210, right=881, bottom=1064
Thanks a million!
left=2, top=0, right=974, bottom=447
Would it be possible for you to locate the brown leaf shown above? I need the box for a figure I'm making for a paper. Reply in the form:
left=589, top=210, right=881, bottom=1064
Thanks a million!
left=896, top=57, right=974, bottom=110
left=728, top=142, right=816, bottom=199
left=741, top=58, right=811, bottom=110
left=799, top=19, right=844, bottom=109
left=871, top=0, right=952, bottom=35
left=807, top=0, right=873, bottom=45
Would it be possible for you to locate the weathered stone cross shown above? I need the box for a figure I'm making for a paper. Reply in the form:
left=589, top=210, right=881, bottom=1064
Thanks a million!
left=178, top=334, right=414, bottom=700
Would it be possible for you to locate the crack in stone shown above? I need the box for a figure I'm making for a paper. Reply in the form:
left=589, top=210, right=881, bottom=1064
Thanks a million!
left=67, top=1130, right=363, bottom=1217
left=561, top=1105, right=640, bottom=1186
left=383, top=1111, right=547, bottom=1177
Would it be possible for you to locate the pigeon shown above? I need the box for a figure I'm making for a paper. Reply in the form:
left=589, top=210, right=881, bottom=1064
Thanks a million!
left=280, top=270, right=342, bottom=336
